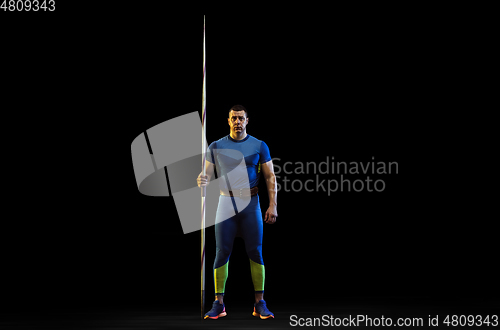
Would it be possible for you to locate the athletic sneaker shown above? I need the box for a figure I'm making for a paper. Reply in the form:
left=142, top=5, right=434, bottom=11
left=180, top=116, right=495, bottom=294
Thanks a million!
left=204, top=300, right=227, bottom=319
left=252, top=299, right=274, bottom=319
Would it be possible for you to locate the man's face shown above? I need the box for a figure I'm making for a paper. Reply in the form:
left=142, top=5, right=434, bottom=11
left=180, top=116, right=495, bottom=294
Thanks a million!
left=228, top=110, right=248, bottom=133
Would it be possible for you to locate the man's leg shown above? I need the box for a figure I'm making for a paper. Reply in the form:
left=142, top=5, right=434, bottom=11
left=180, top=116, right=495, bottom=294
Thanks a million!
left=204, top=199, right=238, bottom=320
left=213, top=197, right=238, bottom=305
left=240, top=195, right=274, bottom=319
left=239, top=195, right=265, bottom=303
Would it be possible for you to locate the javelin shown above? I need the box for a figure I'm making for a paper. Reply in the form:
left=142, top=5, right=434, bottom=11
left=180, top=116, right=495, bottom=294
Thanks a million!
left=201, top=15, right=206, bottom=320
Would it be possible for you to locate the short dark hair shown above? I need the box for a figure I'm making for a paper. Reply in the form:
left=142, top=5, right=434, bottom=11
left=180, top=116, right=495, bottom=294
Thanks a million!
left=229, top=105, right=247, bottom=118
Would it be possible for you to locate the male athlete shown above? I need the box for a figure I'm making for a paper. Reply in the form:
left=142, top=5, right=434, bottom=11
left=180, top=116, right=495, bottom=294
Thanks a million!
left=197, top=105, right=277, bottom=320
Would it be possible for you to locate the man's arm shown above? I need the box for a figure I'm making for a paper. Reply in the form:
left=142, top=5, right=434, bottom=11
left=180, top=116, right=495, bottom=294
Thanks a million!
left=197, top=160, right=215, bottom=187
left=261, top=160, right=277, bottom=224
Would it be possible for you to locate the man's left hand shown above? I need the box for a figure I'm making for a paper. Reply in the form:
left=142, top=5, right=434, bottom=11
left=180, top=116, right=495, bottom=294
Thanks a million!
left=264, top=205, right=277, bottom=224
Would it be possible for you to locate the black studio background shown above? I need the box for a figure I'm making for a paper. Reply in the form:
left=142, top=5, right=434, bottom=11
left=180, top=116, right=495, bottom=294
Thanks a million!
left=2, top=5, right=497, bottom=319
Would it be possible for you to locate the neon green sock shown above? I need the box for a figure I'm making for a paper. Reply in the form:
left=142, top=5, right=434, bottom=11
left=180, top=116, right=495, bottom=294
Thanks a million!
left=214, top=261, right=229, bottom=294
left=249, top=259, right=265, bottom=292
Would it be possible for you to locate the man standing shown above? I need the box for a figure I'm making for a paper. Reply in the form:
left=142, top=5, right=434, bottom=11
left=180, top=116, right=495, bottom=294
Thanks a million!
left=197, top=105, right=277, bottom=320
